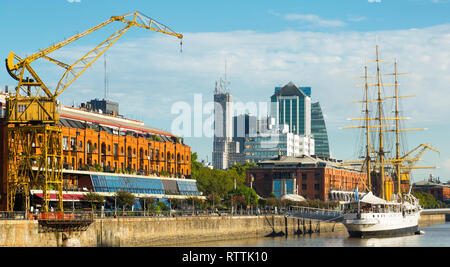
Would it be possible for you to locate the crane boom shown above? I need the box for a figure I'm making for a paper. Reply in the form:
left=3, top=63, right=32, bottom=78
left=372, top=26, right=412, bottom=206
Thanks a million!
left=6, top=11, right=182, bottom=75
left=5, top=11, right=182, bottom=124
left=4, top=12, right=182, bottom=213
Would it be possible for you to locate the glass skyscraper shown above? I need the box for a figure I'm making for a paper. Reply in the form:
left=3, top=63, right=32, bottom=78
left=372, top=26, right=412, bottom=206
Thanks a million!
left=311, top=102, right=330, bottom=158
left=270, top=82, right=311, bottom=136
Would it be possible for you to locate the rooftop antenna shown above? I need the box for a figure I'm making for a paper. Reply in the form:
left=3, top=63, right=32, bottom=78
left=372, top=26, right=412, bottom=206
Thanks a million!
left=224, top=58, right=227, bottom=86
left=223, top=58, right=230, bottom=93
left=104, top=53, right=108, bottom=100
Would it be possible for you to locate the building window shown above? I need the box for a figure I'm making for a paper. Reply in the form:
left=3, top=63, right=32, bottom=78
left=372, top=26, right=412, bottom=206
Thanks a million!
left=314, top=173, right=321, bottom=180
left=70, top=137, right=76, bottom=151
left=302, top=184, right=307, bottom=190
left=302, top=173, right=307, bottom=181
left=87, top=142, right=92, bottom=153
left=114, top=143, right=118, bottom=156
left=314, top=184, right=320, bottom=191
left=62, top=137, right=69, bottom=150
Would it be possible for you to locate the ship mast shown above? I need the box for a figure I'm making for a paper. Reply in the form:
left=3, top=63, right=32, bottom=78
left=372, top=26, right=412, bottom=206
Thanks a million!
left=375, top=45, right=386, bottom=200
left=364, top=64, right=372, bottom=190
left=393, top=60, right=401, bottom=196
left=344, top=45, right=439, bottom=200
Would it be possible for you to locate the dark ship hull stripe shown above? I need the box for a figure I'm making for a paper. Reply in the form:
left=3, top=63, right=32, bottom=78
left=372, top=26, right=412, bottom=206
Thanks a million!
left=348, top=225, right=419, bottom=238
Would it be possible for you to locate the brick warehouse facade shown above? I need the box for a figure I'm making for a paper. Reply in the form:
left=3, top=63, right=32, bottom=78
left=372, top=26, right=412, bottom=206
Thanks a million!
left=58, top=107, right=191, bottom=177
left=413, top=179, right=450, bottom=204
left=0, top=98, right=192, bottom=210
left=246, top=155, right=367, bottom=201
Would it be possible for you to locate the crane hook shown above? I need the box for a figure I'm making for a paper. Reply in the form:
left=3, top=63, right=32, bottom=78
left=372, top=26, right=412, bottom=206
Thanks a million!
left=180, top=39, right=183, bottom=53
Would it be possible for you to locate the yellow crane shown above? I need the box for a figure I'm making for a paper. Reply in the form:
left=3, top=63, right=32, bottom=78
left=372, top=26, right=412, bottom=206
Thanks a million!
left=4, top=11, right=183, bottom=213
left=397, top=143, right=440, bottom=183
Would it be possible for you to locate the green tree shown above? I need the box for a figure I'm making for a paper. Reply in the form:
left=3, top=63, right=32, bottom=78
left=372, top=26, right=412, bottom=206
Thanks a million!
left=115, top=191, right=135, bottom=211
left=412, top=190, right=446, bottom=208
left=141, top=197, right=157, bottom=211
left=82, top=192, right=104, bottom=211
left=229, top=186, right=258, bottom=206
left=229, top=163, right=257, bottom=177
left=190, top=152, right=202, bottom=178
left=190, top=152, right=260, bottom=209
left=169, top=198, right=181, bottom=209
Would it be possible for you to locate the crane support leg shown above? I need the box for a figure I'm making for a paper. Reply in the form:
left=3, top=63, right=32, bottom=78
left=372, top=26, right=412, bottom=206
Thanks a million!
left=7, top=125, right=63, bottom=212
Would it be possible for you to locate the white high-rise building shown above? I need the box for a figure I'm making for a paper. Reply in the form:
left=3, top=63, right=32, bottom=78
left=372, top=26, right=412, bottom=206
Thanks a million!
left=212, top=80, right=244, bottom=169
left=243, top=82, right=316, bottom=164
left=244, top=124, right=315, bottom=164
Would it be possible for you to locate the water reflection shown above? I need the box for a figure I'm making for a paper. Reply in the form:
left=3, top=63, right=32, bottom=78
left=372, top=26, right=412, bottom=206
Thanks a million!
left=176, top=222, right=450, bottom=247
left=346, top=235, right=422, bottom=247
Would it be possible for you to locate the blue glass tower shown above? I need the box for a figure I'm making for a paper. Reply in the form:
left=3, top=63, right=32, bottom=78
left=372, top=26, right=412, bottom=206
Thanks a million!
left=311, top=102, right=330, bottom=157
left=270, top=82, right=311, bottom=136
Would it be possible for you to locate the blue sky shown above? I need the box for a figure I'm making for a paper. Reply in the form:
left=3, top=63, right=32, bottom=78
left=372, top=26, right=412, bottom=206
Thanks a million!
left=0, top=0, right=449, bottom=182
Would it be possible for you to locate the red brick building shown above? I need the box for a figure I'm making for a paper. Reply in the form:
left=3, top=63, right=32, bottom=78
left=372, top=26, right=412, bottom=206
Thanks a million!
left=413, top=179, right=450, bottom=204
left=246, top=155, right=367, bottom=201
left=0, top=96, right=194, bottom=210
left=58, top=105, right=191, bottom=177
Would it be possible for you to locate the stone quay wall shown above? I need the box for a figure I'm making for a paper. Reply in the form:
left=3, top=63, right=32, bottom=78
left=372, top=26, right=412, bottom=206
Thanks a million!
left=0, top=214, right=445, bottom=247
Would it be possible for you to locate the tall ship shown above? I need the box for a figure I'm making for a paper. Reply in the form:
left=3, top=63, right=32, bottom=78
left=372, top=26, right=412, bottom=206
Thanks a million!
left=341, top=45, right=439, bottom=238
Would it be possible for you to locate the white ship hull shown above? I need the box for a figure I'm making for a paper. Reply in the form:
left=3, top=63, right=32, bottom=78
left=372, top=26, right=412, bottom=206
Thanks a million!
left=343, top=210, right=420, bottom=238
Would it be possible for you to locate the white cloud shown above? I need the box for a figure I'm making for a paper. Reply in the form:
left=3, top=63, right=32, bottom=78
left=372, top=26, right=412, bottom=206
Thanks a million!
left=284, top=14, right=346, bottom=27
left=444, top=158, right=450, bottom=171
left=368, top=0, right=382, bottom=3
left=34, top=24, right=450, bottom=176
left=46, top=24, right=450, bottom=131
left=347, top=15, right=367, bottom=22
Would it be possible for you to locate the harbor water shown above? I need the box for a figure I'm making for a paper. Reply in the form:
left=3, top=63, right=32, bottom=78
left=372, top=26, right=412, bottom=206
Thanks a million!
left=181, top=222, right=450, bottom=247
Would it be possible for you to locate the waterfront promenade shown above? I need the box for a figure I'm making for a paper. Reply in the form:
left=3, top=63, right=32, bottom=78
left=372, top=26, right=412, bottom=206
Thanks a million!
left=0, top=208, right=447, bottom=247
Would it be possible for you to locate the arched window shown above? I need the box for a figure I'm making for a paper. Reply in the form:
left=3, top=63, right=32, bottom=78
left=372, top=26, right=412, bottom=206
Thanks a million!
left=87, top=141, right=92, bottom=153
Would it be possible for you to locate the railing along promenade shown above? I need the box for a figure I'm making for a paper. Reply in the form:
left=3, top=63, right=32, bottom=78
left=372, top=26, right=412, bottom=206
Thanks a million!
left=1, top=208, right=449, bottom=221
left=0, top=208, right=284, bottom=220
left=287, top=206, right=344, bottom=222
